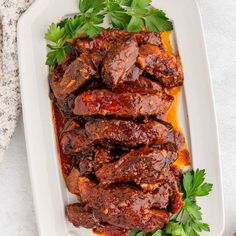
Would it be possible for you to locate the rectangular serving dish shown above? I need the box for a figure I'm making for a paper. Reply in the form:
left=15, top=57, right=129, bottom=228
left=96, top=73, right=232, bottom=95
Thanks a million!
left=17, top=0, right=225, bottom=235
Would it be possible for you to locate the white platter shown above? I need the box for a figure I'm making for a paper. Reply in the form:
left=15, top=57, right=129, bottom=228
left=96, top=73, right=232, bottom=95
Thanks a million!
left=17, top=0, right=225, bottom=235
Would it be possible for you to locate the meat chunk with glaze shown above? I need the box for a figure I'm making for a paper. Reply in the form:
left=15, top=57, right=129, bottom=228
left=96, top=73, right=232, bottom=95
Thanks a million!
left=76, top=29, right=164, bottom=55
left=79, top=148, right=114, bottom=176
left=61, top=119, right=173, bottom=154
left=116, top=76, right=163, bottom=92
left=67, top=203, right=130, bottom=235
left=73, top=89, right=173, bottom=118
left=96, top=146, right=177, bottom=191
left=77, top=177, right=170, bottom=233
left=50, top=53, right=99, bottom=98
left=66, top=203, right=103, bottom=231
left=137, top=44, right=184, bottom=88
left=101, top=38, right=139, bottom=88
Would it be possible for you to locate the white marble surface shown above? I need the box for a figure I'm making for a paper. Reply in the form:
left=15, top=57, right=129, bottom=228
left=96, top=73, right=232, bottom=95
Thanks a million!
left=0, top=0, right=236, bottom=235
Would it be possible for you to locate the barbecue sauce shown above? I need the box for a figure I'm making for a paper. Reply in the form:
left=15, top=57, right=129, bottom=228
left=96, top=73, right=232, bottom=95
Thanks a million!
left=161, top=32, right=191, bottom=168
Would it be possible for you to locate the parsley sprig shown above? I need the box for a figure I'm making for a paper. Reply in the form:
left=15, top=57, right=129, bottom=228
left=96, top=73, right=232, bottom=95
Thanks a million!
left=45, top=0, right=173, bottom=70
left=129, top=169, right=213, bottom=236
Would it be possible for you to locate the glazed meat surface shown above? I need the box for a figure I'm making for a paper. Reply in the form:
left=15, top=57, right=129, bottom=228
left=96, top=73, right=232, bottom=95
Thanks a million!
left=101, top=38, right=139, bottom=88
left=66, top=203, right=103, bottom=231
left=50, top=29, right=186, bottom=235
left=50, top=53, right=98, bottom=98
left=76, top=29, right=164, bottom=54
left=78, top=176, right=170, bottom=233
left=79, top=148, right=114, bottom=176
left=137, top=44, right=184, bottom=88
left=61, top=119, right=173, bottom=154
left=117, top=76, right=163, bottom=91
left=73, top=89, right=173, bottom=118
left=96, top=147, right=177, bottom=190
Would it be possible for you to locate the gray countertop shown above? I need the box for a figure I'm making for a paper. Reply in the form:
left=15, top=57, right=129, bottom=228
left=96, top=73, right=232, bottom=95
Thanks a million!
left=0, top=0, right=236, bottom=235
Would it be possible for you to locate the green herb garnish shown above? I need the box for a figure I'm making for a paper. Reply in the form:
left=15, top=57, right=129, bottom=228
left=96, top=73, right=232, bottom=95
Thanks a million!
left=45, top=0, right=173, bottom=70
left=129, top=169, right=213, bottom=236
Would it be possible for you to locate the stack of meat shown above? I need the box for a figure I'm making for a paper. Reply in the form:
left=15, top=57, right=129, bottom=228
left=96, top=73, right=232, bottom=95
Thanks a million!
left=49, top=29, right=185, bottom=236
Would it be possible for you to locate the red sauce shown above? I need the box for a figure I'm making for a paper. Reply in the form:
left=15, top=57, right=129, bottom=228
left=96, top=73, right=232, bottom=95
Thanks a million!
left=52, top=102, right=73, bottom=177
left=161, top=32, right=191, bottom=169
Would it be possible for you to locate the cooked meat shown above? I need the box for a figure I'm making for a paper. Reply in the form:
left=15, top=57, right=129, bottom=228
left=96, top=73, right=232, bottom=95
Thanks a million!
left=76, top=29, right=164, bottom=54
left=67, top=203, right=129, bottom=235
left=124, top=66, right=142, bottom=82
left=73, top=89, right=173, bottom=118
left=50, top=52, right=103, bottom=98
left=66, top=203, right=103, bottom=231
left=61, top=119, right=173, bottom=154
left=174, top=129, right=186, bottom=150
left=116, top=76, right=163, bottom=91
left=66, top=167, right=81, bottom=195
left=101, top=38, right=139, bottom=88
left=78, top=177, right=170, bottom=232
left=79, top=148, right=114, bottom=176
left=51, top=29, right=187, bottom=235
left=76, top=29, right=129, bottom=54
left=168, top=172, right=184, bottom=213
left=137, top=44, right=184, bottom=88
left=132, top=31, right=164, bottom=48
left=96, top=147, right=177, bottom=190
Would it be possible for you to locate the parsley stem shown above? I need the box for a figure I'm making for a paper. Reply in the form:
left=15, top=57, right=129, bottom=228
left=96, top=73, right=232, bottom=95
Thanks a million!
left=179, top=209, right=185, bottom=222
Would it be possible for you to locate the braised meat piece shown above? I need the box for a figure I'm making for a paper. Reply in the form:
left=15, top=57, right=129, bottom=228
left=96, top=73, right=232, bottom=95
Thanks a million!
left=132, top=31, right=164, bottom=48
left=116, top=76, right=163, bottom=93
left=101, top=38, right=139, bottom=88
left=78, top=177, right=170, bottom=232
left=66, top=168, right=183, bottom=214
left=61, top=119, right=173, bottom=154
left=66, top=203, right=103, bottom=231
left=137, top=44, right=184, bottom=88
left=76, top=29, right=129, bottom=54
left=168, top=172, right=184, bottom=213
left=66, top=203, right=129, bottom=236
left=76, top=29, right=164, bottom=54
left=96, top=147, right=177, bottom=190
left=50, top=50, right=104, bottom=99
left=124, top=66, right=142, bottom=82
left=73, top=89, right=173, bottom=118
left=79, top=148, right=114, bottom=176
left=66, top=167, right=81, bottom=195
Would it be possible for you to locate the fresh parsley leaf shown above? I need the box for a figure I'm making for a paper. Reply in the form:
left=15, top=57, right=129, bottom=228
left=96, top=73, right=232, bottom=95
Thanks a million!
left=130, top=0, right=152, bottom=14
left=183, top=169, right=213, bottom=198
left=145, top=9, right=173, bottom=32
left=45, top=23, right=65, bottom=43
left=106, top=0, right=131, bottom=29
left=82, top=22, right=104, bottom=37
left=130, top=0, right=151, bottom=14
left=183, top=199, right=202, bottom=220
left=131, top=0, right=152, bottom=9
left=110, top=12, right=131, bottom=29
left=78, top=0, right=105, bottom=14
left=115, top=0, right=132, bottom=6
left=129, top=230, right=141, bottom=236
left=127, top=16, right=144, bottom=32
left=164, top=221, right=186, bottom=236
